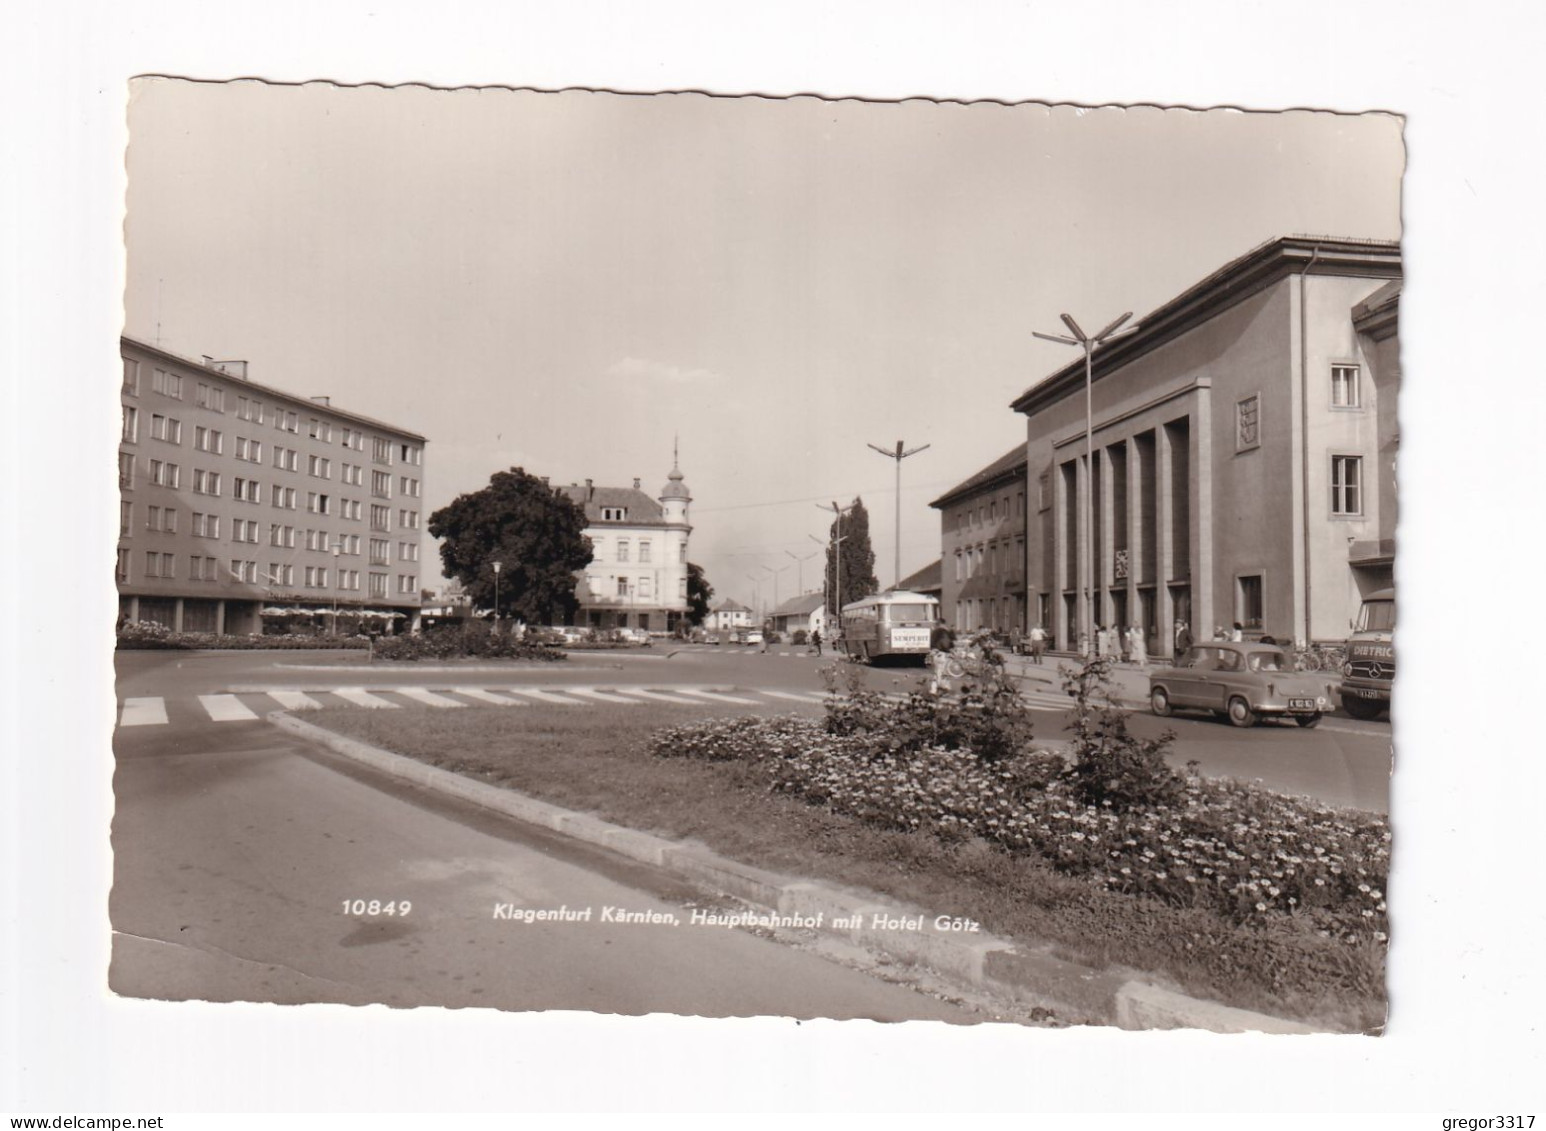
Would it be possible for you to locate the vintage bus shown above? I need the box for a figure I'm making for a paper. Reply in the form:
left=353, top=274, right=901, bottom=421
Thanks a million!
left=839, top=590, right=941, bottom=663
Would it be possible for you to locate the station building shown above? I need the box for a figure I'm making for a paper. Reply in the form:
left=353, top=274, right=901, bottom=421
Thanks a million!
left=117, top=337, right=427, bottom=635
left=1010, top=236, right=1401, bottom=654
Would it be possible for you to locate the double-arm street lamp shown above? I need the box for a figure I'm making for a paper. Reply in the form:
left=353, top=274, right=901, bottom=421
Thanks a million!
left=761, top=561, right=792, bottom=618
left=785, top=548, right=820, bottom=597
left=1032, top=311, right=1139, bottom=654
left=866, top=439, right=930, bottom=590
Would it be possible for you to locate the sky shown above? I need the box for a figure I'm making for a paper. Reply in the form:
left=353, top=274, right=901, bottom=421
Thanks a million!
left=123, top=82, right=1404, bottom=614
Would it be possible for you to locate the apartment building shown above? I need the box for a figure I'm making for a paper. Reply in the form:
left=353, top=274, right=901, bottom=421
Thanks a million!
left=117, top=338, right=427, bottom=634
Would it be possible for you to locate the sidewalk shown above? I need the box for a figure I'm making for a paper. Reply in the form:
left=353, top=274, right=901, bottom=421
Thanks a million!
left=1002, top=651, right=1152, bottom=708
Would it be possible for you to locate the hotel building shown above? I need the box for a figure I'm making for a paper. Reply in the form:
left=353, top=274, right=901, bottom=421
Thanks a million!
left=117, top=338, right=427, bottom=634
left=558, top=457, right=693, bottom=632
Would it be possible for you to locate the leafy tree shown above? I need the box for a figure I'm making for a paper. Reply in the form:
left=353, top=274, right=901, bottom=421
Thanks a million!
left=823, top=496, right=878, bottom=614
left=428, top=468, right=593, bottom=625
left=686, top=562, right=713, bottom=626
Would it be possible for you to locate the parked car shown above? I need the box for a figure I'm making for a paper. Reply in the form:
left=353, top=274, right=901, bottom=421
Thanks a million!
left=615, top=627, right=651, bottom=645
left=744, top=629, right=764, bottom=646
left=1148, top=642, right=1336, bottom=728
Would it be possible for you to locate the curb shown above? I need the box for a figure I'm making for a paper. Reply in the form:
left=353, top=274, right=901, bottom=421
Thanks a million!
left=270, top=710, right=1323, bottom=1033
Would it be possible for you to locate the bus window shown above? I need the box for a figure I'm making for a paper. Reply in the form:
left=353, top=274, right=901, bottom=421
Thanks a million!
left=880, top=602, right=935, bottom=622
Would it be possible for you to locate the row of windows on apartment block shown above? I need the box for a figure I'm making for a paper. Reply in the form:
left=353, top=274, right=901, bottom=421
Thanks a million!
left=119, top=456, right=422, bottom=529
left=954, top=537, right=1026, bottom=583
left=120, top=410, right=421, bottom=498
left=606, top=576, right=689, bottom=600
left=122, top=360, right=423, bottom=467
left=119, top=549, right=417, bottom=595
left=590, top=536, right=688, bottom=565
left=119, top=505, right=419, bottom=562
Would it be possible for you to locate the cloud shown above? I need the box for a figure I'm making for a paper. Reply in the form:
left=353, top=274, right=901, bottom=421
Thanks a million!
left=606, top=356, right=720, bottom=384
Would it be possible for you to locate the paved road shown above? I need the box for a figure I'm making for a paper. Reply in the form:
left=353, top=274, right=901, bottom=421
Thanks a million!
left=110, top=711, right=990, bottom=1022
left=117, top=646, right=1391, bottom=811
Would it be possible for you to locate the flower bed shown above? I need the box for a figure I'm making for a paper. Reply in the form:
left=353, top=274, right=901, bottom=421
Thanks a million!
left=117, top=622, right=370, bottom=650
left=649, top=661, right=1389, bottom=947
left=370, top=624, right=564, bottom=662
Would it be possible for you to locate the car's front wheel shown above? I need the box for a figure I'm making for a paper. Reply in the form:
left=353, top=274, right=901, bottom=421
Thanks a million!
left=1295, top=713, right=1323, bottom=729
left=1227, top=696, right=1258, bottom=728
left=1150, top=686, right=1173, bottom=718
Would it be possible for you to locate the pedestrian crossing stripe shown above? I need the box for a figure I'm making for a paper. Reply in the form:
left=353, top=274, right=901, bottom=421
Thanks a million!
left=268, top=690, right=322, bottom=711
left=332, top=688, right=400, bottom=709
left=673, top=688, right=760, bottom=706
left=502, top=687, right=588, bottom=705
left=563, top=688, right=641, bottom=706
left=453, top=687, right=525, bottom=706
left=614, top=688, right=703, bottom=705
left=119, top=697, right=168, bottom=727
left=396, top=687, right=467, bottom=708
left=198, top=694, right=259, bottom=722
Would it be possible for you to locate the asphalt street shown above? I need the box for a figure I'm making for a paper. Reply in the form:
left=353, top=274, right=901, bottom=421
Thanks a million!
left=116, top=644, right=1393, bottom=812
left=110, top=706, right=987, bottom=1022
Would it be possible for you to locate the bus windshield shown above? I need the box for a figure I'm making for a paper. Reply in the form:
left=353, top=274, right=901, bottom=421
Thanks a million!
left=1355, top=600, right=1395, bottom=633
left=881, top=603, right=936, bottom=622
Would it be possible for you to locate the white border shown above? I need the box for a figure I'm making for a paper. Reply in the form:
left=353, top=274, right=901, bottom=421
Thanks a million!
left=5, top=0, right=1542, bottom=1115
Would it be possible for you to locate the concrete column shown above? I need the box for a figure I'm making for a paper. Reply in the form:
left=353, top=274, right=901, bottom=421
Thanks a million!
left=215, top=600, right=226, bottom=635
left=1098, top=447, right=1115, bottom=630
left=1053, top=459, right=1069, bottom=650
left=1125, top=436, right=1143, bottom=637
left=1192, top=393, right=1215, bottom=639
left=1156, top=428, right=1175, bottom=647
left=128, top=596, right=140, bottom=624
left=173, top=598, right=184, bottom=633
left=1076, top=454, right=1090, bottom=653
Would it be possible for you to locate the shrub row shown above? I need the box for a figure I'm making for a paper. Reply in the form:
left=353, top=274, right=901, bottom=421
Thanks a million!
left=371, top=624, right=564, bottom=662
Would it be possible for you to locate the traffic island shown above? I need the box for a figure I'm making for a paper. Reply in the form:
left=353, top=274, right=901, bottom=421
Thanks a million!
left=270, top=709, right=1325, bottom=1033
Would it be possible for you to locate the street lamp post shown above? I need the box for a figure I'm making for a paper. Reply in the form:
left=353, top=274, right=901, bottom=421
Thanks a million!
left=760, top=562, right=791, bottom=618
left=331, top=543, right=342, bottom=636
left=744, top=573, right=761, bottom=623
left=816, top=500, right=856, bottom=619
left=866, top=439, right=930, bottom=589
left=492, top=560, right=502, bottom=633
left=785, top=548, right=819, bottom=596
left=1032, top=311, right=1139, bottom=655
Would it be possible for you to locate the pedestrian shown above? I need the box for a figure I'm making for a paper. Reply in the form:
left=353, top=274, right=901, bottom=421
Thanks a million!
left=1230, top=621, right=1244, bottom=643
left=1174, top=619, right=1194, bottom=664
left=1097, top=624, right=1112, bottom=659
left=1129, top=624, right=1147, bottom=667
left=810, top=626, right=822, bottom=656
left=928, top=620, right=956, bottom=694
left=1029, top=623, right=1047, bottom=664
left=1009, top=625, right=1023, bottom=656
left=1214, top=625, right=1228, bottom=641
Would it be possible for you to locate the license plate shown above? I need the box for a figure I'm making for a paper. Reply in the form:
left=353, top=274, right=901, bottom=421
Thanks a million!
left=1288, top=698, right=1316, bottom=711
left=1352, top=688, right=1380, bottom=698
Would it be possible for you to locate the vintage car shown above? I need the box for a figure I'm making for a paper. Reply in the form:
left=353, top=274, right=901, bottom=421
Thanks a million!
left=1148, top=642, right=1337, bottom=728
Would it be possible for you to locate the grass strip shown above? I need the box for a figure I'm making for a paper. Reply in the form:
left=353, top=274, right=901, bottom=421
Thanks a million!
left=311, top=700, right=1383, bottom=1030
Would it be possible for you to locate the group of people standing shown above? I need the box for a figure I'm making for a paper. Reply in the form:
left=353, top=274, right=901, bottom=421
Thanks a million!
left=1090, top=624, right=1150, bottom=667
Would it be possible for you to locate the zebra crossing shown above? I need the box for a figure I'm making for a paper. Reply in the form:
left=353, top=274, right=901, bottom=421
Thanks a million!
left=116, top=684, right=835, bottom=728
